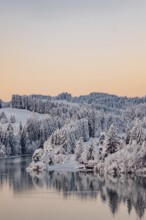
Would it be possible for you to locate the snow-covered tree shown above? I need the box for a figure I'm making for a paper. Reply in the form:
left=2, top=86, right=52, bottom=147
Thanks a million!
left=10, top=115, right=16, bottom=123
left=39, top=124, right=46, bottom=148
left=130, top=120, right=145, bottom=145
left=79, top=119, right=89, bottom=142
left=20, top=127, right=28, bottom=155
left=3, top=123, right=16, bottom=156
left=0, top=142, right=5, bottom=156
left=0, top=112, right=8, bottom=124
left=88, top=110, right=101, bottom=138
left=32, top=148, right=43, bottom=162
left=75, top=138, right=84, bottom=161
left=86, top=140, right=95, bottom=161
left=25, top=116, right=40, bottom=143
left=99, top=133, right=106, bottom=145
left=126, top=129, right=131, bottom=145
left=104, top=125, right=120, bottom=157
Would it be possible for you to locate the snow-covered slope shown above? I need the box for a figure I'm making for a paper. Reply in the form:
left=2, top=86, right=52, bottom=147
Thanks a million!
left=0, top=108, right=32, bottom=125
left=1, top=93, right=146, bottom=173
left=0, top=108, right=48, bottom=125
left=0, top=107, right=64, bottom=157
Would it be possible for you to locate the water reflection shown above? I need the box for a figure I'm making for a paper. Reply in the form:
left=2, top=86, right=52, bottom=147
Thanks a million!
left=0, top=158, right=146, bottom=219
left=0, top=157, right=33, bottom=193
left=33, top=171, right=146, bottom=218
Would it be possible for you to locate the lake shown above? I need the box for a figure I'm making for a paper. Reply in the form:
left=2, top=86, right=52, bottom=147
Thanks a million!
left=0, top=157, right=146, bottom=220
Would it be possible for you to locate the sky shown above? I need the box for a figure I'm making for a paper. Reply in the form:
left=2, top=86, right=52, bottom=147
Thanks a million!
left=0, top=0, right=146, bottom=101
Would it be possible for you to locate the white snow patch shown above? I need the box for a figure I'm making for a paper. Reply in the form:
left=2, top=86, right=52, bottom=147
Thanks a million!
left=0, top=108, right=50, bottom=133
left=0, top=108, right=48, bottom=124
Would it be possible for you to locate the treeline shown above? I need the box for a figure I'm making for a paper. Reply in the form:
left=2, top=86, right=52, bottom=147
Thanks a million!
left=1, top=93, right=146, bottom=159
left=11, top=95, right=146, bottom=135
left=0, top=115, right=64, bottom=157
left=36, top=118, right=146, bottom=173
left=12, top=93, right=146, bottom=114
left=11, top=95, right=84, bottom=118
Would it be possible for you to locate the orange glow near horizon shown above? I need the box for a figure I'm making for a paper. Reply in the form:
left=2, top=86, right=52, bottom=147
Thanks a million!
left=0, top=1, right=146, bottom=101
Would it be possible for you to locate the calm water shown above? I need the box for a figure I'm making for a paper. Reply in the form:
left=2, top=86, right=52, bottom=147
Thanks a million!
left=0, top=157, right=146, bottom=220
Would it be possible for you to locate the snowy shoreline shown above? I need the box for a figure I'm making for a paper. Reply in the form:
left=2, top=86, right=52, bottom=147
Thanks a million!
left=26, top=161, right=146, bottom=176
left=0, top=154, right=31, bottom=160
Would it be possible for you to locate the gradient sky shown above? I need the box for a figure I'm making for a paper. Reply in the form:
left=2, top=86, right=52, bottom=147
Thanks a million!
left=0, top=0, right=146, bottom=101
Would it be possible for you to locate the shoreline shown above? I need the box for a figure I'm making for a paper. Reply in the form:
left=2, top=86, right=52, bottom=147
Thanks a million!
left=0, top=154, right=32, bottom=160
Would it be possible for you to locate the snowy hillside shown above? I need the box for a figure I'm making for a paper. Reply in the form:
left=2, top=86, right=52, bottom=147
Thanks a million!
left=0, top=108, right=49, bottom=125
left=0, top=108, right=50, bottom=134
left=1, top=93, right=146, bottom=174
left=0, top=107, right=59, bottom=157
left=0, top=108, right=35, bottom=125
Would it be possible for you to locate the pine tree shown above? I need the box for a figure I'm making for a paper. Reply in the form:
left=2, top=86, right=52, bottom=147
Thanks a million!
left=20, top=127, right=28, bottom=155
left=10, top=115, right=16, bottom=123
left=126, top=129, right=131, bottom=145
left=3, top=123, right=16, bottom=156
left=99, top=133, right=106, bottom=145
left=39, top=124, right=46, bottom=148
left=19, top=122, right=23, bottom=134
left=130, top=120, right=145, bottom=145
left=105, top=125, right=120, bottom=156
left=80, top=119, right=89, bottom=142
left=0, top=112, right=8, bottom=124
left=88, top=110, right=100, bottom=138
left=0, top=142, right=5, bottom=156
left=7, top=123, right=16, bottom=155
left=75, top=138, right=84, bottom=161
left=25, top=117, right=40, bottom=143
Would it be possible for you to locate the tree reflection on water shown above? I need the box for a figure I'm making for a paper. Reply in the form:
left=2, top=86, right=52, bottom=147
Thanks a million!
left=0, top=157, right=146, bottom=219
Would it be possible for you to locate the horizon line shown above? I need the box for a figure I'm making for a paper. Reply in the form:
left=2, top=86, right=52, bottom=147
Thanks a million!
left=1, top=91, right=146, bottom=103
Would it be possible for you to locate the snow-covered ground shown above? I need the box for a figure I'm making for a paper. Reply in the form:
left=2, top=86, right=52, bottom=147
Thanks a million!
left=0, top=108, right=49, bottom=133
left=0, top=108, right=33, bottom=125
left=27, top=161, right=79, bottom=173
left=47, top=162, right=78, bottom=172
left=0, top=108, right=49, bottom=125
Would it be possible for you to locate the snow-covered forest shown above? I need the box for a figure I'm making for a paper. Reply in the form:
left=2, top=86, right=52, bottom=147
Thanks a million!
left=1, top=92, right=146, bottom=174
